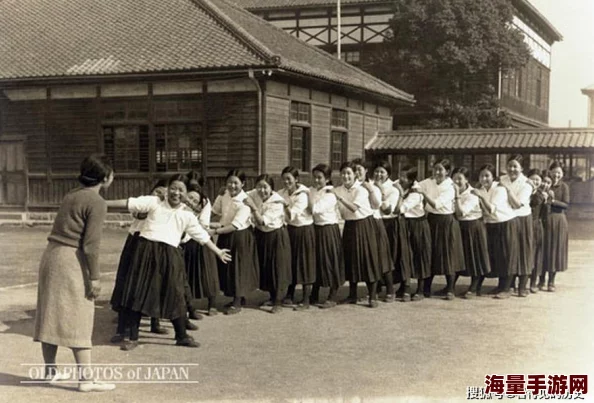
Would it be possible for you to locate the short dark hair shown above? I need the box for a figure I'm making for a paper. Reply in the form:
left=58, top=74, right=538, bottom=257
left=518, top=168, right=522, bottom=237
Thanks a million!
left=339, top=161, right=356, bottom=173
left=186, top=170, right=205, bottom=189
left=255, top=174, right=275, bottom=191
left=451, top=166, right=470, bottom=179
left=78, top=154, right=113, bottom=187
left=168, top=173, right=189, bottom=187
left=508, top=154, right=524, bottom=165
left=549, top=161, right=564, bottom=171
left=433, top=159, right=451, bottom=173
left=226, top=169, right=246, bottom=183
left=281, top=166, right=300, bottom=181
left=478, top=164, right=497, bottom=178
left=312, top=163, right=333, bottom=185
left=150, top=178, right=168, bottom=194
left=373, top=160, right=392, bottom=177
left=527, top=169, right=542, bottom=178
left=401, top=165, right=418, bottom=182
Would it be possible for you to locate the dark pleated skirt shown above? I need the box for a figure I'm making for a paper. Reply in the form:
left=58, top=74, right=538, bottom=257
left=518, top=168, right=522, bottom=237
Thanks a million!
left=314, top=224, right=345, bottom=288
left=516, top=215, right=534, bottom=276
left=110, top=232, right=140, bottom=310
left=427, top=213, right=465, bottom=275
left=183, top=239, right=220, bottom=299
left=373, top=218, right=395, bottom=274
left=112, top=238, right=187, bottom=320
left=254, top=227, right=292, bottom=294
left=544, top=213, right=569, bottom=273
left=458, top=219, right=491, bottom=277
left=384, top=217, right=413, bottom=283
left=532, top=218, right=544, bottom=277
left=342, top=216, right=381, bottom=283
left=406, top=217, right=432, bottom=280
left=486, top=219, right=519, bottom=277
left=217, top=228, right=260, bottom=298
left=287, top=224, right=316, bottom=285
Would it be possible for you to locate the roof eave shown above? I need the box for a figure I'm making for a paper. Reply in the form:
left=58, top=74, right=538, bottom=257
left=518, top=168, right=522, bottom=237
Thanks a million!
left=512, top=0, right=563, bottom=42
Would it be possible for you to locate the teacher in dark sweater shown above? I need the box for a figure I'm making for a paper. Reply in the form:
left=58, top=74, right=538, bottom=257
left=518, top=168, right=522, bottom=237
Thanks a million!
left=33, top=154, right=115, bottom=393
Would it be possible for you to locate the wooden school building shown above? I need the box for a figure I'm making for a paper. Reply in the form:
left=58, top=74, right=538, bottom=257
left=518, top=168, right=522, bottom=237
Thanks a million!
left=0, top=0, right=413, bottom=212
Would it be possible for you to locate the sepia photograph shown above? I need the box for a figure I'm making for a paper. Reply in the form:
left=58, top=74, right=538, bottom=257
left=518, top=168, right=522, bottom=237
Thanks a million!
left=0, top=0, right=592, bottom=401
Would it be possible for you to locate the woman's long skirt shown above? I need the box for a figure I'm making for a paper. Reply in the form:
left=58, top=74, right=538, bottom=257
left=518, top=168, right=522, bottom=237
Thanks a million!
left=110, top=232, right=140, bottom=311
left=458, top=219, right=491, bottom=277
left=373, top=218, right=394, bottom=274
left=516, top=215, right=534, bottom=276
left=34, top=242, right=94, bottom=348
left=384, top=216, right=413, bottom=283
left=342, top=216, right=381, bottom=283
left=427, top=213, right=465, bottom=275
left=287, top=224, right=316, bottom=285
left=183, top=239, right=220, bottom=299
left=217, top=228, right=260, bottom=297
left=544, top=213, right=569, bottom=273
left=486, top=219, right=519, bottom=277
left=406, top=217, right=432, bottom=280
left=314, top=224, right=345, bottom=288
left=532, top=217, right=544, bottom=277
left=255, top=227, right=292, bottom=295
left=112, top=238, right=188, bottom=320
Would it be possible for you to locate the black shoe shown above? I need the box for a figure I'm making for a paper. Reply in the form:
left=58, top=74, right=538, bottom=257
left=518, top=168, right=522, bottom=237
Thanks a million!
left=208, top=307, right=218, bottom=316
left=293, top=303, right=310, bottom=312
left=175, top=336, right=200, bottom=348
left=270, top=305, right=282, bottom=314
left=225, top=306, right=242, bottom=315
left=188, top=310, right=203, bottom=320
left=401, top=293, right=411, bottom=302
left=318, top=300, right=337, bottom=309
left=110, top=334, right=125, bottom=344
left=445, top=292, right=455, bottom=301
left=120, top=340, right=139, bottom=351
left=494, top=292, right=511, bottom=300
left=340, top=296, right=358, bottom=305
left=150, top=326, right=169, bottom=335
left=411, top=293, right=424, bottom=302
left=434, top=286, right=448, bottom=296
left=185, top=320, right=199, bottom=331
left=369, top=299, right=379, bottom=308
left=281, top=298, right=294, bottom=307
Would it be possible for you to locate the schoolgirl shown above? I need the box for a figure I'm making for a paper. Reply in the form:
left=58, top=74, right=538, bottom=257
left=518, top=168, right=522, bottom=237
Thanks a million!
left=352, top=159, right=395, bottom=302
left=333, top=161, right=381, bottom=308
left=473, top=164, right=519, bottom=299
left=244, top=174, right=291, bottom=314
left=499, top=155, right=534, bottom=297
left=210, top=169, right=260, bottom=314
left=308, top=164, right=345, bottom=309
left=182, top=185, right=220, bottom=316
left=416, top=159, right=465, bottom=300
left=542, top=162, right=570, bottom=291
left=395, top=166, right=431, bottom=301
left=451, top=167, right=491, bottom=298
left=107, top=174, right=232, bottom=350
left=110, top=180, right=168, bottom=342
left=527, top=169, right=549, bottom=293
left=373, top=160, right=413, bottom=302
left=278, top=167, right=316, bottom=310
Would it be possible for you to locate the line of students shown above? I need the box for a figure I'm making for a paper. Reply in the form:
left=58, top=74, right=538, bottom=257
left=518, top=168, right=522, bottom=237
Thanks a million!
left=108, top=156, right=570, bottom=349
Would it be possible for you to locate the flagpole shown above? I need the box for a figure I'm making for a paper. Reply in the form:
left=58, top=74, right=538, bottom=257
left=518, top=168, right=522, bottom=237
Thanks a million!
left=337, top=0, right=341, bottom=59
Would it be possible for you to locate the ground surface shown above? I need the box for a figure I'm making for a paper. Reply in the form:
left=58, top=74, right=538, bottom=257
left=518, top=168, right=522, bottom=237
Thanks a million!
left=0, top=223, right=592, bottom=403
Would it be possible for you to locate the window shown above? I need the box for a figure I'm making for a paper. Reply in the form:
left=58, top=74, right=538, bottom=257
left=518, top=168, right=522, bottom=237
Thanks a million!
left=103, top=125, right=149, bottom=172
left=332, top=109, right=348, bottom=128
left=290, top=101, right=310, bottom=122
left=515, top=69, right=523, bottom=99
left=290, top=126, right=310, bottom=171
left=155, top=124, right=202, bottom=172
left=290, top=101, right=311, bottom=171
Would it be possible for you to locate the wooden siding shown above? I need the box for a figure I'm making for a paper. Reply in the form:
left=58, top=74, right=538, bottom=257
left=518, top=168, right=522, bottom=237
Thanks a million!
left=348, top=112, right=363, bottom=160
left=264, top=95, right=290, bottom=173
left=311, top=105, right=331, bottom=165
left=363, top=115, right=378, bottom=156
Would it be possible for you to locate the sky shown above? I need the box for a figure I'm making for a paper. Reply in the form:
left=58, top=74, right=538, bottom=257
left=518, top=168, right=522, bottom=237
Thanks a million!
left=530, top=0, right=594, bottom=127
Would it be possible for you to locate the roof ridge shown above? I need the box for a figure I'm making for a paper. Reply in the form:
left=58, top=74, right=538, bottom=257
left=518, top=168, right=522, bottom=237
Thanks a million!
left=378, top=127, right=594, bottom=135
left=214, top=0, right=414, bottom=102
left=192, top=0, right=282, bottom=66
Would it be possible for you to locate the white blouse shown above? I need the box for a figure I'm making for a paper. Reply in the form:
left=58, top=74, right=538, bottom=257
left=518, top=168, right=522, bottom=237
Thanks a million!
left=499, top=174, right=532, bottom=218
left=399, top=190, right=426, bottom=218
left=128, top=216, right=146, bottom=235
left=475, top=182, right=516, bottom=224
left=212, top=190, right=252, bottom=231
left=418, top=177, right=455, bottom=215
left=456, top=186, right=482, bottom=221
left=181, top=199, right=212, bottom=244
left=127, top=195, right=210, bottom=247
left=376, top=179, right=400, bottom=219
left=246, top=189, right=285, bottom=232
left=278, top=184, right=314, bottom=227
left=334, top=180, right=373, bottom=221
left=309, top=185, right=340, bottom=226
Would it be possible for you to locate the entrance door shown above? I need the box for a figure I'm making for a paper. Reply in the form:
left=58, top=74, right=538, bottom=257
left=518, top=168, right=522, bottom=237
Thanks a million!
left=0, top=140, right=27, bottom=207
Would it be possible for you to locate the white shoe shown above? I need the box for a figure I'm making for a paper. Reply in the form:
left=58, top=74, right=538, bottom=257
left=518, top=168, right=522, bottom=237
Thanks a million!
left=45, top=371, right=71, bottom=385
left=78, top=381, right=116, bottom=392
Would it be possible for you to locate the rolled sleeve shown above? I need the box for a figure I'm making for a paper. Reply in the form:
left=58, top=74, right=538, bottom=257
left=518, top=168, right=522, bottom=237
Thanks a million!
left=231, top=204, right=251, bottom=229
left=288, top=192, right=308, bottom=222
left=127, top=195, right=159, bottom=214
left=185, top=215, right=211, bottom=245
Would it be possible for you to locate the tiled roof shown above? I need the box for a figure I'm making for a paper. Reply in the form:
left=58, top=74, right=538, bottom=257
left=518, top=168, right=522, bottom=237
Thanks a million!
left=0, top=0, right=413, bottom=104
left=233, top=0, right=386, bottom=10
left=366, top=128, right=594, bottom=152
